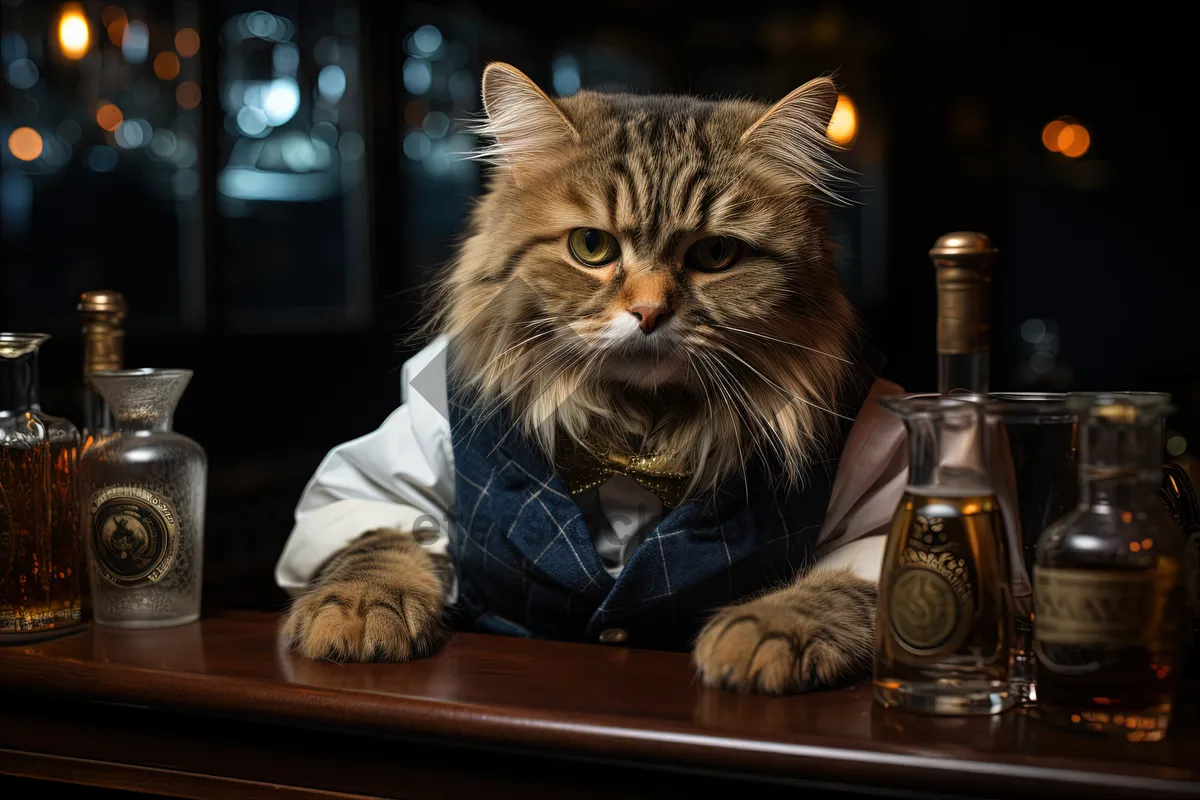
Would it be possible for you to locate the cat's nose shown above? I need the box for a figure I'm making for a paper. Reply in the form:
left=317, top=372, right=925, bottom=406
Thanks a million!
left=629, top=305, right=671, bottom=334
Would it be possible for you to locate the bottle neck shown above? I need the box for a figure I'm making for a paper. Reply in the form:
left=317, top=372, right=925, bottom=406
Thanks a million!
left=82, top=320, right=125, bottom=377
left=1078, top=420, right=1163, bottom=508
left=0, top=350, right=41, bottom=413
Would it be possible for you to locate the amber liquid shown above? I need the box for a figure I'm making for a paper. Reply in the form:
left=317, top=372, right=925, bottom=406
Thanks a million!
left=874, top=490, right=1014, bottom=714
left=0, top=442, right=82, bottom=638
left=1034, top=560, right=1182, bottom=741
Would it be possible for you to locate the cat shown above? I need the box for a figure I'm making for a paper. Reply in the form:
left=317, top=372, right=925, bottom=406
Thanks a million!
left=281, top=62, right=896, bottom=694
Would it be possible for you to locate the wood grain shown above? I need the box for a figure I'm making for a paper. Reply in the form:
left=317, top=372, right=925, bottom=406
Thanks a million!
left=0, top=611, right=1196, bottom=798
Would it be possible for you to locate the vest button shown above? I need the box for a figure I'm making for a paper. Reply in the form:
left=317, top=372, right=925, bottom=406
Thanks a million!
left=598, top=628, right=628, bottom=644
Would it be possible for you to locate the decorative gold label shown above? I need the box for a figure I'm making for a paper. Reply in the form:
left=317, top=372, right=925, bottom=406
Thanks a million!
left=91, top=485, right=178, bottom=587
left=890, top=569, right=960, bottom=652
left=1034, top=567, right=1160, bottom=646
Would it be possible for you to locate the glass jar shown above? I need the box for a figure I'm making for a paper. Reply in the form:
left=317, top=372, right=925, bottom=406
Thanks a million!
left=1, top=333, right=84, bottom=641
left=1033, top=393, right=1186, bottom=741
left=874, top=395, right=1015, bottom=715
left=80, top=369, right=206, bottom=628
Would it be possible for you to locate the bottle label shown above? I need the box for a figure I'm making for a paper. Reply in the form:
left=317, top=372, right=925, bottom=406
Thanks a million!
left=889, top=549, right=975, bottom=656
left=91, top=485, right=178, bottom=588
left=1034, top=567, right=1162, bottom=646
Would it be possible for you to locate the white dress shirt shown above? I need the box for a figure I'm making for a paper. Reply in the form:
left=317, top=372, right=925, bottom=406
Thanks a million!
left=275, top=336, right=909, bottom=601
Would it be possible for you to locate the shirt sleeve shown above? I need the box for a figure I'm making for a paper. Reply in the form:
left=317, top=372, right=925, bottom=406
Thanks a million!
left=813, top=377, right=909, bottom=583
left=274, top=337, right=456, bottom=598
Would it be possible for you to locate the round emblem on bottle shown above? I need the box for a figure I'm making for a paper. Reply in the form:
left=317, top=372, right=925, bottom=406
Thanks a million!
left=91, top=485, right=178, bottom=587
left=890, top=568, right=961, bottom=654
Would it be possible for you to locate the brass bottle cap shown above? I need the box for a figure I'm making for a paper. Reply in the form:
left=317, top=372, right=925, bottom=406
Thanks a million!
left=929, top=232, right=998, bottom=262
left=78, top=290, right=127, bottom=316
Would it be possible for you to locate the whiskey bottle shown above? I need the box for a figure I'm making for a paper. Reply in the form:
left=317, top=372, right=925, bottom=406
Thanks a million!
left=1, top=333, right=84, bottom=640
left=930, top=232, right=997, bottom=395
left=1034, top=393, right=1185, bottom=741
left=78, top=290, right=127, bottom=440
left=874, top=395, right=1015, bottom=715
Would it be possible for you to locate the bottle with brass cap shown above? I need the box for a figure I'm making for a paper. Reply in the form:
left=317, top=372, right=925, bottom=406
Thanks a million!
left=1034, top=393, right=1186, bottom=741
left=78, top=290, right=127, bottom=441
left=930, top=232, right=997, bottom=395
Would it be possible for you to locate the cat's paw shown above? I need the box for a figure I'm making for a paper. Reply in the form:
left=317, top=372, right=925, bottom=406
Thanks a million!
left=284, top=529, right=445, bottom=662
left=693, top=572, right=875, bottom=694
left=285, top=577, right=443, bottom=662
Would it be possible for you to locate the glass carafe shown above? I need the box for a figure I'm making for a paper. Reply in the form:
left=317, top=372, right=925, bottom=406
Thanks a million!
left=1033, top=393, right=1185, bottom=741
left=982, top=393, right=1077, bottom=705
left=1, top=333, right=84, bottom=641
left=875, top=395, right=1015, bottom=715
left=81, top=369, right=206, bottom=628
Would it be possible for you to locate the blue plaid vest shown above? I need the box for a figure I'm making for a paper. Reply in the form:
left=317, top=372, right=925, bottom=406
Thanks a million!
left=447, top=348, right=881, bottom=651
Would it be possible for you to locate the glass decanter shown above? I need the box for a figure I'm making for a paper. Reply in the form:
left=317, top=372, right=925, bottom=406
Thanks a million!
left=1033, top=393, right=1185, bottom=741
left=875, top=395, right=1015, bottom=715
left=1, top=333, right=84, bottom=641
left=80, top=369, right=206, bottom=628
left=982, top=392, right=1077, bottom=705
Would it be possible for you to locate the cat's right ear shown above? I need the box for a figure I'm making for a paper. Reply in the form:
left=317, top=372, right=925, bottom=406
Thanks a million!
left=479, top=62, right=579, bottom=180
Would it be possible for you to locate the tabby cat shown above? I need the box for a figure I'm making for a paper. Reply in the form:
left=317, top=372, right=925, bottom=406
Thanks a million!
left=283, top=63, right=884, bottom=694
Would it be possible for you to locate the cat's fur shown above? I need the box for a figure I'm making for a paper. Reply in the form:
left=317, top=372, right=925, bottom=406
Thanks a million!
left=285, top=64, right=878, bottom=693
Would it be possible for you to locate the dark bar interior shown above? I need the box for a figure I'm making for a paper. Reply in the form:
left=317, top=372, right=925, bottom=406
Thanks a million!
left=1, top=1, right=1198, bottom=797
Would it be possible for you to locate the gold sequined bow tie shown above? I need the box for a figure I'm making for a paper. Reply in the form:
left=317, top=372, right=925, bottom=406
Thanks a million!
left=556, top=444, right=691, bottom=508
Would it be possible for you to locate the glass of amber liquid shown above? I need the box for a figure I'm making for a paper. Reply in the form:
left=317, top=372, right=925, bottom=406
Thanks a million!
left=1034, top=393, right=1185, bottom=741
left=874, top=395, right=1015, bottom=715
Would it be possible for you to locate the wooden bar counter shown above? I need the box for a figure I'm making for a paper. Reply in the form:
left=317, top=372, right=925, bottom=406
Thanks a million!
left=0, top=611, right=1196, bottom=798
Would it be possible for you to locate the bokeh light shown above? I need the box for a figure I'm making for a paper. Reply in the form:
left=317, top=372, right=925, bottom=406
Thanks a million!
left=1058, top=123, right=1090, bottom=158
left=8, top=127, right=43, bottom=161
left=176, top=81, right=201, bottom=109
left=154, top=51, right=180, bottom=80
left=175, top=28, right=200, bottom=58
left=95, top=102, right=124, bottom=131
left=58, top=4, right=91, bottom=60
left=107, top=17, right=127, bottom=46
left=1043, top=118, right=1090, bottom=158
left=826, top=93, right=858, bottom=146
left=1041, top=120, right=1067, bottom=152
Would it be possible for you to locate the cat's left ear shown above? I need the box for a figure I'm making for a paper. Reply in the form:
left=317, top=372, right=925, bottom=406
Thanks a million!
left=739, top=77, right=840, bottom=186
left=479, top=62, right=579, bottom=180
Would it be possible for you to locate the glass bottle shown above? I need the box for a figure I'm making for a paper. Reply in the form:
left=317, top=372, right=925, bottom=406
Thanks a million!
left=1, top=333, right=84, bottom=641
left=1033, top=393, right=1185, bottom=741
left=875, top=395, right=1015, bottom=715
left=931, top=232, right=997, bottom=395
left=78, top=290, right=128, bottom=441
left=81, top=369, right=206, bottom=628
left=982, top=392, right=1077, bottom=705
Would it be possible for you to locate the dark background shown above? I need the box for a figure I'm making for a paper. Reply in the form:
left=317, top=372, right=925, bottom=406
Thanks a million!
left=2, top=0, right=1197, bottom=612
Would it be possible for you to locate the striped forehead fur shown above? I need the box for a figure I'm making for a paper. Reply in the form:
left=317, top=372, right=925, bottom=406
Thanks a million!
left=433, top=65, right=860, bottom=497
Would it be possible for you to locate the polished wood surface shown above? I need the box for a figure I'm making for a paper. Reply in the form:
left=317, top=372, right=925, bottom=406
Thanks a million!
left=0, top=611, right=1197, bottom=799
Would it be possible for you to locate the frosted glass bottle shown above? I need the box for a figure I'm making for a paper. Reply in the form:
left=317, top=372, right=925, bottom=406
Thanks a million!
left=81, top=369, right=206, bottom=628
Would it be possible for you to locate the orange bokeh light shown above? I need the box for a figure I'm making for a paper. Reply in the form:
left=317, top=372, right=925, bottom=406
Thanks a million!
left=96, top=102, right=123, bottom=132
left=154, top=51, right=180, bottom=80
left=1041, top=120, right=1067, bottom=152
left=826, top=94, right=858, bottom=147
left=8, top=127, right=43, bottom=161
left=175, top=28, right=200, bottom=58
left=107, top=17, right=127, bottom=46
left=1059, top=124, right=1091, bottom=158
left=176, top=81, right=201, bottom=109
left=58, top=4, right=91, bottom=60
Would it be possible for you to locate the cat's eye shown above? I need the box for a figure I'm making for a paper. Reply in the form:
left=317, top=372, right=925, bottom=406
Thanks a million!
left=568, top=228, right=621, bottom=267
left=684, top=236, right=741, bottom=273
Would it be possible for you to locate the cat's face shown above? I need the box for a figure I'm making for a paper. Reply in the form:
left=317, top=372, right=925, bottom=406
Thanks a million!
left=441, top=64, right=859, bottom=487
